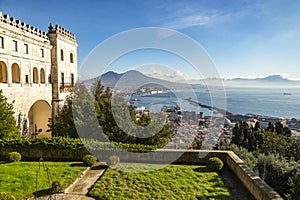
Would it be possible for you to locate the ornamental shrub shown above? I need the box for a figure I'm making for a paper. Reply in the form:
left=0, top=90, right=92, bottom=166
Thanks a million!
left=6, top=152, right=21, bottom=162
left=51, top=180, right=62, bottom=193
left=0, top=192, right=16, bottom=200
left=83, top=155, right=97, bottom=166
left=207, top=157, right=223, bottom=171
left=108, top=155, right=120, bottom=166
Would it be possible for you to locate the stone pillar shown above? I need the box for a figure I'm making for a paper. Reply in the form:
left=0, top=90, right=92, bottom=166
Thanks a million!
left=48, top=24, right=59, bottom=128
left=7, top=61, right=12, bottom=85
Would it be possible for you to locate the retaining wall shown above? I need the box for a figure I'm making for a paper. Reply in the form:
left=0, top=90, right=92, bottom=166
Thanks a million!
left=0, top=147, right=282, bottom=200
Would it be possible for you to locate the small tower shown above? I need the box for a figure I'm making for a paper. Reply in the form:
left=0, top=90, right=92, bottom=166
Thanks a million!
left=48, top=24, right=78, bottom=122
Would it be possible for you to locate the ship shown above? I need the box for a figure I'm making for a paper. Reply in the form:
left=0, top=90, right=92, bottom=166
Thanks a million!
left=283, top=92, right=292, bottom=95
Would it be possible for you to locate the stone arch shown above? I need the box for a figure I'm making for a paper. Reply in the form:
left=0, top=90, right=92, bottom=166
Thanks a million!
left=40, top=68, right=45, bottom=83
left=28, top=100, right=51, bottom=137
left=0, top=61, right=7, bottom=83
left=12, top=63, right=20, bottom=83
left=33, top=67, right=38, bottom=83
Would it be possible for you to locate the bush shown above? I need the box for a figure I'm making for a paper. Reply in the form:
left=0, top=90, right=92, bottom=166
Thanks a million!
left=108, top=155, right=120, bottom=166
left=0, top=192, right=16, bottom=200
left=0, top=137, right=158, bottom=152
left=6, top=152, right=21, bottom=163
left=83, top=155, right=97, bottom=166
left=207, top=157, right=223, bottom=172
left=229, top=144, right=258, bottom=169
left=51, top=180, right=62, bottom=193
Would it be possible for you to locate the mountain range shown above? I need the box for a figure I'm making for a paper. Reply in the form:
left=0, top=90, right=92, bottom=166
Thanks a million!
left=84, top=71, right=299, bottom=89
left=86, top=70, right=203, bottom=89
left=230, top=75, right=294, bottom=82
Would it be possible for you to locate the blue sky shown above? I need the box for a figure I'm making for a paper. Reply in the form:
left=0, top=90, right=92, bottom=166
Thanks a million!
left=1, top=0, right=300, bottom=80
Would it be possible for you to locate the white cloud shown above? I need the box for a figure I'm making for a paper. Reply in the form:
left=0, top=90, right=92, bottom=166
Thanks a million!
left=164, top=13, right=228, bottom=30
left=155, top=2, right=230, bottom=30
left=137, top=66, right=186, bottom=82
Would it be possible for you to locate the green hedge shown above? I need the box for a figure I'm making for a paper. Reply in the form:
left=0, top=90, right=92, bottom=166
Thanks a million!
left=0, top=192, right=16, bottom=200
left=108, top=155, right=120, bottom=166
left=207, top=157, right=224, bottom=172
left=83, top=155, right=97, bottom=166
left=0, top=137, right=158, bottom=152
left=6, top=152, right=21, bottom=162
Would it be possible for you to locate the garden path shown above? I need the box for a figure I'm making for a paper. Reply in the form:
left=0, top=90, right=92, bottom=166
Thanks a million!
left=28, top=162, right=106, bottom=200
left=65, top=163, right=106, bottom=195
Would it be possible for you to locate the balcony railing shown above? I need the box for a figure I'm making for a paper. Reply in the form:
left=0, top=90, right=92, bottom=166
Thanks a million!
left=60, top=83, right=74, bottom=93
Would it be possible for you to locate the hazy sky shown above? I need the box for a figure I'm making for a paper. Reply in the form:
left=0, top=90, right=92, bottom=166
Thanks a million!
left=2, top=0, right=300, bottom=80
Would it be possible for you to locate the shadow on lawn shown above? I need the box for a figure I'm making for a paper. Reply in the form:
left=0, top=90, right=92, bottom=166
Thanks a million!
left=33, top=189, right=62, bottom=198
left=196, top=195, right=232, bottom=200
left=193, top=166, right=210, bottom=173
left=91, top=165, right=107, bottom=170
left=33, top=188, right=50, bottom=197
left=70, top=162, right=85, bottom=167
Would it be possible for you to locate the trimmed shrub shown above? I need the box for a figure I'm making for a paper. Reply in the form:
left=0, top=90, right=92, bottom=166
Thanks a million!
left=6, top=152, right=21, bottom=163
left=108, top=155, right=120, bottom=166
left=83, top=155, right=97, bottom=166
left=207, top=157, right=223, bottom=172
left=51, top=180, right=62, bottom=193
left=0, top=192, right=16, bottom=200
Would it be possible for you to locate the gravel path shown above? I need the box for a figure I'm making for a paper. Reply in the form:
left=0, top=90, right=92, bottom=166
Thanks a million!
left=220, top=166, right=256, bottom=200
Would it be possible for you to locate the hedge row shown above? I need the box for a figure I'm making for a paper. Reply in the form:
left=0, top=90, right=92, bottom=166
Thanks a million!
left=0, top=137, right=158, bottom=152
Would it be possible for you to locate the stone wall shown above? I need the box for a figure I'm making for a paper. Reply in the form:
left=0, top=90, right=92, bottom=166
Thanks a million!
left=0, top=147, right=283, bottom=199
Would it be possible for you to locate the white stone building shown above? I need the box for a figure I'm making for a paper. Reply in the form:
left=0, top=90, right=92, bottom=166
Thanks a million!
left=0, top=12, right=78, bottom=137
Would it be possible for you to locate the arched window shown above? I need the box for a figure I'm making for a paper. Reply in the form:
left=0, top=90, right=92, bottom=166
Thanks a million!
left=40, top=68, right=45, bottom=83
left=12, top=63, right=20, bottom=83
left=0, top=61, right=7, bottom=83
left=70, top=53, right=74, bottom=63
left=33, top=67, right=38, bottom=83
left=60, top=49, right=64, bottom=61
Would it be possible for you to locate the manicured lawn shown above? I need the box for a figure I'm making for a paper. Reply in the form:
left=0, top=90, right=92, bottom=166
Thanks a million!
left=0, top=162, right=87, bottom=199
left=89, top=164, right=234, bottom=200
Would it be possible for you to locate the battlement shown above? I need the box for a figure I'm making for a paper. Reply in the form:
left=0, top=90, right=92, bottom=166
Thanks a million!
left=0, top=12, right=49, bottom=40
left=48, top=23, right=76, bottom=41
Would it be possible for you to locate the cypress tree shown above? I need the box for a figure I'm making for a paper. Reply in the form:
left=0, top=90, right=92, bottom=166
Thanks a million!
left=0, top=90, right=19, bottom=138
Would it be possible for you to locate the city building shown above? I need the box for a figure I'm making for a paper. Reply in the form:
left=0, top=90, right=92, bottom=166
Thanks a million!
left=0, top=12, right=78, bottom=136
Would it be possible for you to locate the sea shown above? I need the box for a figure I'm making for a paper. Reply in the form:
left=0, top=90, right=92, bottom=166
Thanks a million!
left=130, top=87, right=300, bottom=119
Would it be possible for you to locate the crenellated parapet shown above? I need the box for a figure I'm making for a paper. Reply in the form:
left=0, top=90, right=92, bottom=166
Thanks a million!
left=0, top=12, right=49, bottom=39
left=48, top=23, right=76, bottom=41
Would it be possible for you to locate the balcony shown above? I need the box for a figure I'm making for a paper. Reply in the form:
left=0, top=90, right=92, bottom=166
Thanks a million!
left=60, top=83, right=74, bottom=93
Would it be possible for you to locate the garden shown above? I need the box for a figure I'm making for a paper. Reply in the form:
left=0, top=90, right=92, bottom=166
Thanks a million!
left=0, top=158, right=87, bottom=199
left=88, top=161, right=232, bottom=200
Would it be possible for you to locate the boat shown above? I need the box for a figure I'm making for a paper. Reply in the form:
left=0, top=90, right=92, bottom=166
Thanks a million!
left=283, top=92, right=292, bottom=95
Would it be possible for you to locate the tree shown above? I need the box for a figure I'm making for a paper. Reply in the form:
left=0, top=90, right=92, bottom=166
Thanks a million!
left=49, top=83, right=102, bottom=139
left=48, top=95, right=78, bottom=138
left=231, top=123, right=242, bottom=146
left=0, top=90, right=19, bottom=138
left=255, top=154, right=296, bottom=199
left=92, top=79, right=173, bottom=147
left=253, top=121, right=260, bottom=131
left=267, top=122, right=275, bottom=132
left=275, top=121, right=284, bottom=134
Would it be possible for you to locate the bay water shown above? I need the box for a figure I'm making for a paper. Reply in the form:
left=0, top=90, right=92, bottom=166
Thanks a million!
left=131, top=87, right=300, bottom=119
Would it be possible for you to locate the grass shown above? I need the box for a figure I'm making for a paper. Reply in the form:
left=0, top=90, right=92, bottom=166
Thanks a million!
left=89, top=164, right=234, bottom=200
left=0, top=162, right=87, bottom=199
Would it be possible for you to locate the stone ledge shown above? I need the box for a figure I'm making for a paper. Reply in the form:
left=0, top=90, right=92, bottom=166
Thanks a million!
left=0, top=148, right=283, bottom=200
